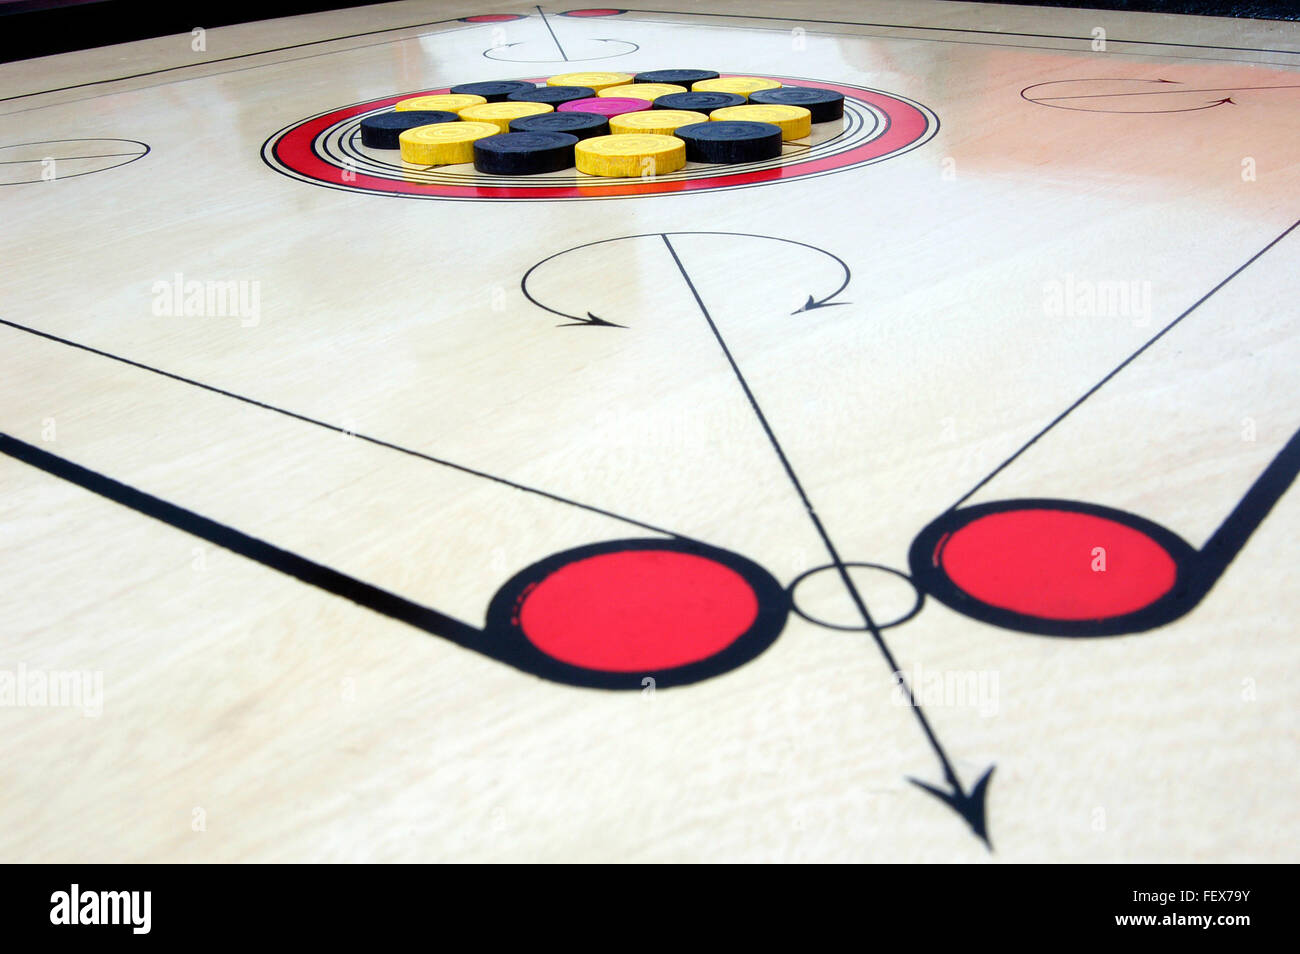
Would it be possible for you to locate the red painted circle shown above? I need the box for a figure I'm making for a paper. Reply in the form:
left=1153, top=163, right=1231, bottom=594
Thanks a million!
left=936, top=509, right=1178, bottom=621
left=517, top=549, right=760, bottom=671
left=265, top=74, right=935, bottom=200
left=561, top=8, right=625, bottom=16
left=461, top=14, right=525, bottom=22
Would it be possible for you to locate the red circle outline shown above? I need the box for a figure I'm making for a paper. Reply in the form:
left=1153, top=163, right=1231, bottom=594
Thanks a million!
left=266, top=75, right=935, bottom=200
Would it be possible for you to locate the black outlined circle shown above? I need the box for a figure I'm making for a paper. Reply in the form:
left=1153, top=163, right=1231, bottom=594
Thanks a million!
left=787, top=562, right=924, bottom=631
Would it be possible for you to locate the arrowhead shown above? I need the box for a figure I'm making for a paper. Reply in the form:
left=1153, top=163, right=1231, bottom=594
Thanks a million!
left=1218, top=97, right=1235, bottom=105
left=1156, top=78, right=1179, bottom=83
left=909, top=765, right=996, bottom=849
left=793, top=294, right=850, bottom=314
left=557, top=311, right=626, bottom=328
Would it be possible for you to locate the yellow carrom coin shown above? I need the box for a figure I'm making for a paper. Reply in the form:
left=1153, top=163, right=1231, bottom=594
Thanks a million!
left=394, top=93, right=486, bottom=113
left=710, top=103, right=812, bottom=140
left=457, top=101, right=553, bottom=133
left=609, top=109, right=708, bottom=136
left=546, top=71, right=634, bottom=92
left=597, top=83, right=687, bottom=102
left=398, top=121, right=499, bottom=165
left=575, top=133, right=686, bottom=177
left=691, top=76, right=782, bottom=100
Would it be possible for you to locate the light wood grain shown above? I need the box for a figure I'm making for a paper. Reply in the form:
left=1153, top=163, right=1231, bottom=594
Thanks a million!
left=0, top=0, right=1297, bottom=862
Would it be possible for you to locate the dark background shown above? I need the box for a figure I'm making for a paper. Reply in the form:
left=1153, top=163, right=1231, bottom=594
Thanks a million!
left=1, top=1, right=1298, bottom=64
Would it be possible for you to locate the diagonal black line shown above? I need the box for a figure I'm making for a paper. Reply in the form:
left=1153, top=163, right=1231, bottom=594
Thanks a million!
left=620, top=7, right=1300, bottom=56
left=0, top=315, right=685, bottom=539
left=535, top=5, right=569, bottom=61
left=0, top=431, right=482, bottom=646
left=658, top=233, right=966, bottom=794
left=0, top=17, right=468, bottom=105
left=950, top=216, right=1300, bottom=512
left=610, top=15, right=1286, bottom=67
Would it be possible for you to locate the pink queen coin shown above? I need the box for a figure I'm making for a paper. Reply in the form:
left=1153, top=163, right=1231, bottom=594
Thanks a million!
left=558, top=97, right=652, bottom=117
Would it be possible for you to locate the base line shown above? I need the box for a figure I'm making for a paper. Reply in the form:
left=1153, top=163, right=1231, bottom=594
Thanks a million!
left=0, top=315, right=684, bottom=539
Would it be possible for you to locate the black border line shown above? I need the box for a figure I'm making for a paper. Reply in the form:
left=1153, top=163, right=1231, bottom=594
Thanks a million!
left=619, top=7, right=1300, bottom=56
left=5, top=5, right=1293, bottom=111
left=608, top=13, right=1299, bottom=66
left=0, top=315, right=686, bottom=539
left=0, top=15, right=465, bottom=105
left=0, top=430, right=482, bottom=646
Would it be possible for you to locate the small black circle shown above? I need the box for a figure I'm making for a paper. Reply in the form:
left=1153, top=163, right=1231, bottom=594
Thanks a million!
left=786, top=563, right=924, bottom=631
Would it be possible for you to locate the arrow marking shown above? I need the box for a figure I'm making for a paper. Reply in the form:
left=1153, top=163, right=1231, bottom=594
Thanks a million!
left=1022, top=78, right=1294, bottom=113
left=658, top=233, right=993, bottom=847
left=482, top=37, right=638, bottom=62
left=522, top=231, right=853, bottom=327
left=557, top=312, right=627, bottom=329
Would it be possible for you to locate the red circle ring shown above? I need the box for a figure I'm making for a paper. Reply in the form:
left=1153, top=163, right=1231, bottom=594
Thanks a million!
left=262, top=75, right=937, bottom=201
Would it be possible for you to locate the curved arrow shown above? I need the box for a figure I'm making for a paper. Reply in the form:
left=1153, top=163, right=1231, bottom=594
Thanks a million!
left=1021, top=77, right=1294, bottom=113
left=1034, top=95, right=1236, bottom=114
left=556, top=312, right=626, bottom=329
left=483, top=37, right=638, bottom=62
left=522, top=231, right=852, bottom=327
left=1021, top=77, right=1180, bottom=101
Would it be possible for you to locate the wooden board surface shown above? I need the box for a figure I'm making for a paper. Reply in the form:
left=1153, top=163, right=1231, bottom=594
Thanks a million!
left=1, top=1, right=1298, bottom=862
